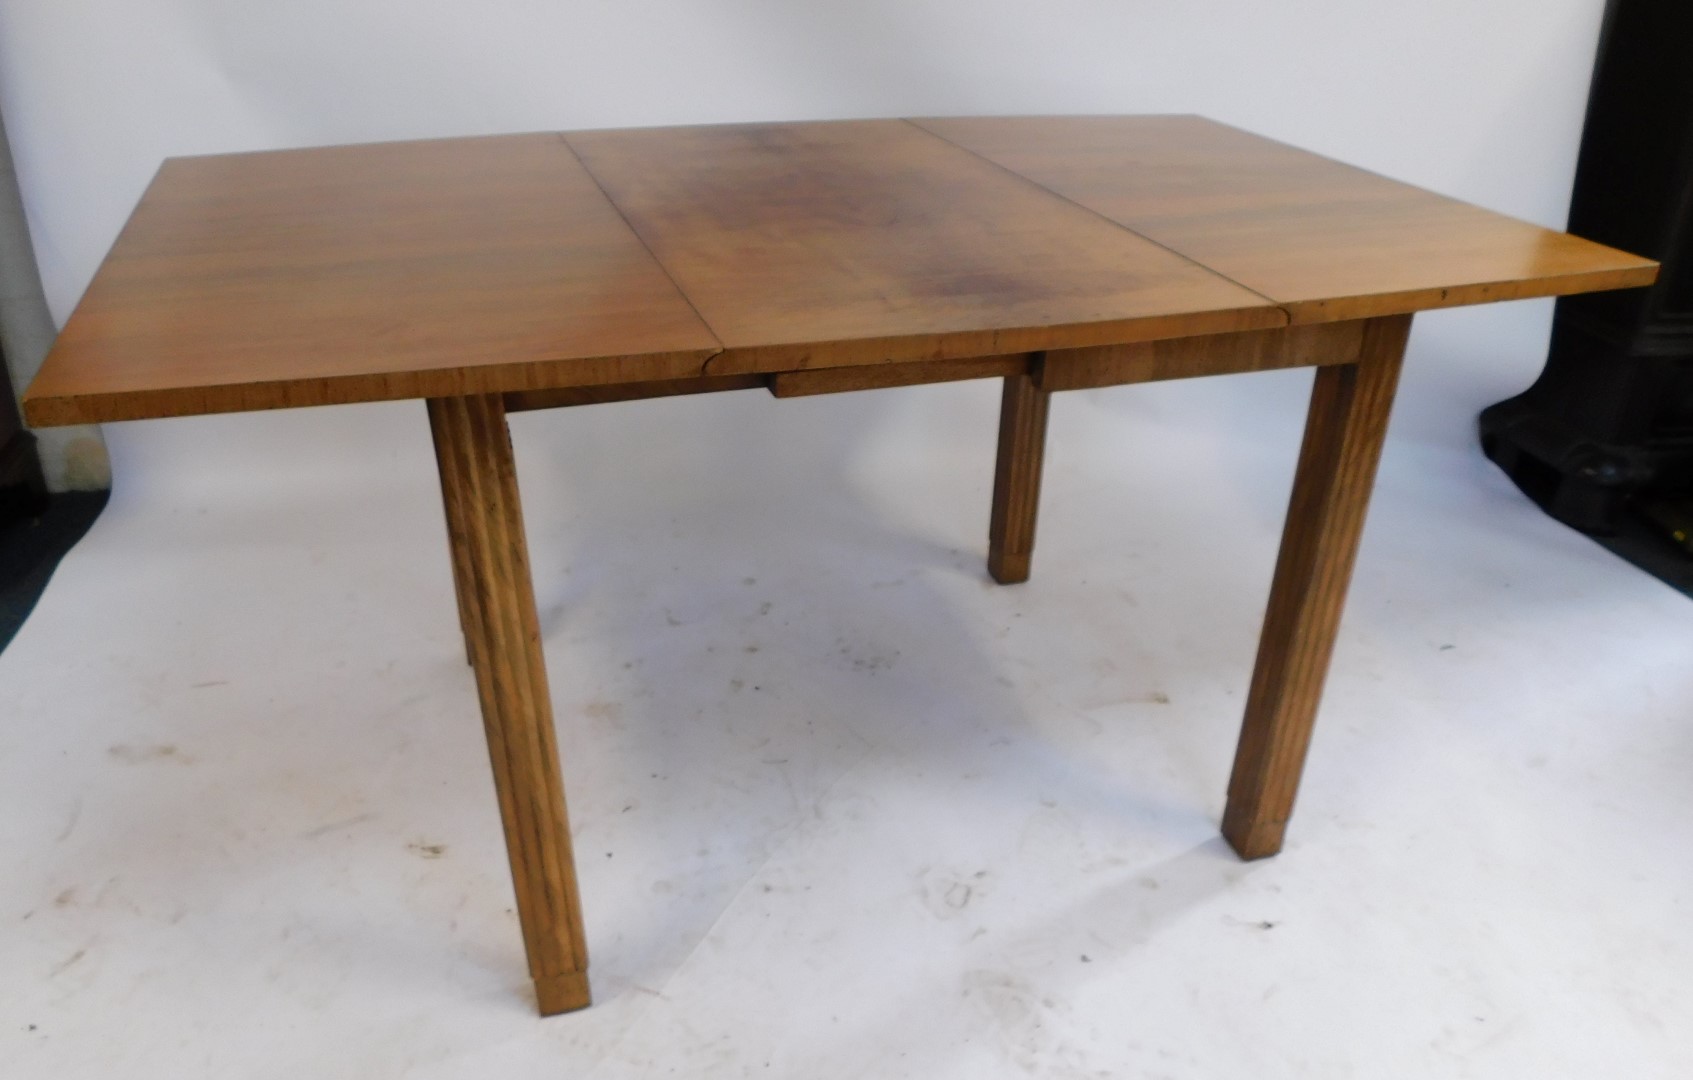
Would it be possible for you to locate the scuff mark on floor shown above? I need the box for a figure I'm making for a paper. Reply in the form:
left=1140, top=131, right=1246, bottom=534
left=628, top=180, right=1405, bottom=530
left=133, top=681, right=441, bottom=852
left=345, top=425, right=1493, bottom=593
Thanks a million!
left=107, top=744, right=192, bottom=765
left=48, top=946, right=89, bottom=979
left=300, top=812, right=377, bottom=839
left=56, top=800, right=82, bottom=844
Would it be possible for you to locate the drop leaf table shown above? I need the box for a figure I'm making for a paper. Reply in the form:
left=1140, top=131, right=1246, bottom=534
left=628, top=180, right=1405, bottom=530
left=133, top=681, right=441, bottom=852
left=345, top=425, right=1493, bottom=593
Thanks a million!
left=23, top=117, right=1657, bottom=1015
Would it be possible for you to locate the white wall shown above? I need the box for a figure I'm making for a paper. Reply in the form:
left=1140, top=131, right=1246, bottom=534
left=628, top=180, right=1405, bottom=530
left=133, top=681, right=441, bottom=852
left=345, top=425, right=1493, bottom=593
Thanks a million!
left=0, top=0, right=1612, bottom=479
left=0, top=110, right=106, bottom=491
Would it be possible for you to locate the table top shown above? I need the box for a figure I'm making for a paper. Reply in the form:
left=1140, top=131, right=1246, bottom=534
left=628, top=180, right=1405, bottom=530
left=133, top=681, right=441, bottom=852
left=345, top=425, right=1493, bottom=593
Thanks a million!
left=23, top=116, right=1657, bottom=427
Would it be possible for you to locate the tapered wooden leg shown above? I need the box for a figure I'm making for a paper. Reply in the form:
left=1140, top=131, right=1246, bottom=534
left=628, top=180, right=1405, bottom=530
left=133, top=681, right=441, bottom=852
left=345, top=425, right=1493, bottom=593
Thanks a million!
left=428, top=394, right=590, bottom=1016
left=428, top=403, right=479, bottom=665
left=1222, top=314, right=1412, bottom=860
left=988, top=369, right=1051, bottom=584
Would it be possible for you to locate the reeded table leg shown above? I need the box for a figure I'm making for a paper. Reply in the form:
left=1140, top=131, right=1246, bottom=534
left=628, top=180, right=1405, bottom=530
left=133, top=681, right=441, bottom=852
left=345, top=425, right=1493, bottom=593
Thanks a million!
left=428, top=403, right=480, bottom=666
left=988, top=369, right=1051, bottom=584
left=1222, top=314, right=1413, bottom=860
left=428, top=393, right=591, bottom=1016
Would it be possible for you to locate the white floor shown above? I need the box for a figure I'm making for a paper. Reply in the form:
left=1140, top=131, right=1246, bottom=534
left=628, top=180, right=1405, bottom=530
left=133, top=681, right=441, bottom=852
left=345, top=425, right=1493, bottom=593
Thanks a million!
left=3, top=303, right=1690, bottom=1078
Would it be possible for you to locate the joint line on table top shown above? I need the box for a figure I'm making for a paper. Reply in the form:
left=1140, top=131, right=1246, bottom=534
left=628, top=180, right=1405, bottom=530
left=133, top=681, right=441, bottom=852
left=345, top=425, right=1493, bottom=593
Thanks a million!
left=901, top=118, right=1292, bottom=326
left=553, top=132, right=728, bottom=373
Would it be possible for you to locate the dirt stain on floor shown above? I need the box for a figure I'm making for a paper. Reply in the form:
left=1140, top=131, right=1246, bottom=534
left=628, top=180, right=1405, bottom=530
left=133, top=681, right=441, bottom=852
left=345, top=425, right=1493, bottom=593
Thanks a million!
left=48, top=948, right=88, bottom=978
left=108, top=744, right=192, bottom=765
left=584, top=701, right=624, bottom=724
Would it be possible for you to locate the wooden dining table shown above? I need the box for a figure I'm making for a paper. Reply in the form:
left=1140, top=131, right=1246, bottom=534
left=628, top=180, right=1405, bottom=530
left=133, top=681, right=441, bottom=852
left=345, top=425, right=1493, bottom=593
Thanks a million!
left=22, top=116, right=1657, bottom=1016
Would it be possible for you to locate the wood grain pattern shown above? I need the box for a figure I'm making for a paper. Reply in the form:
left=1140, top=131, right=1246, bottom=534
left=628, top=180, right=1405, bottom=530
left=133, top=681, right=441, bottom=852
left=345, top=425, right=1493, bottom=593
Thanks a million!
left=566, top=120, right=1285, bottom=374
left=1221, top=315, right=1413, bottom=859
left=769, top=354, right=1029, bottom=398
left=1042, top=320, right=1365, bottom=391
left=428, top=393, right=590, bottom=1015
left=917, top=116, right=1660, bottom=323
left=25, top=118, right=1659, bottom=427
left=25, top=135, right=721, bottom=426
left=987, top=371, right=1051, bottom=585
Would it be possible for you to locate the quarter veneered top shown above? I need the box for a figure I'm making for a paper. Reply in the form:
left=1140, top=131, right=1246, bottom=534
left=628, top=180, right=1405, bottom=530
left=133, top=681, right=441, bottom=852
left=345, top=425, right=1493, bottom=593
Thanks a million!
left=915, top=115, right=1658, bottom=323
left=23, top=116, right=1658, bottom=425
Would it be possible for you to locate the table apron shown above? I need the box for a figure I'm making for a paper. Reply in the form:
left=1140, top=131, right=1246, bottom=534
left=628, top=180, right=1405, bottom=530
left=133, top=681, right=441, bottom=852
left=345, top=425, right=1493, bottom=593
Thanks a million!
left=501, top=321, right=1372, bottom=416
left=1040, top=321, right=1367, bottom=392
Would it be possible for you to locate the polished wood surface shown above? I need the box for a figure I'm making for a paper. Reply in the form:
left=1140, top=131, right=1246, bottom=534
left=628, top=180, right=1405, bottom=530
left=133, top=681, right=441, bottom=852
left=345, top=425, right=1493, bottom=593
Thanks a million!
left=567, top=120, right=1282, bottom=373
left=917, top=116, right=1660, bottom=323
left=1221, top=315, right=1412, bottom=858
left=25, top=135, right=721, bottom=426
left=25, top=117, right=1658, bottom=426
left=428, top=393, right=591, bottom=1014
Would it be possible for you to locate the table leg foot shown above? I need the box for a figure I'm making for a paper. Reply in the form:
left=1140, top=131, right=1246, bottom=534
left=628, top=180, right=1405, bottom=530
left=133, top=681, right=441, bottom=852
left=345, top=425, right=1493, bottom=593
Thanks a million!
left=1221, top=315, right=1412, bottom=860
left=429, top=393, right=591, bottom=1017
left=1221, top=813, right=1287, bottom=862
left=534, top=970, right=593, bottom=1016
left=987, top=548, right=1032, bottom=584
left=988, top=369, right=1050, bottom=585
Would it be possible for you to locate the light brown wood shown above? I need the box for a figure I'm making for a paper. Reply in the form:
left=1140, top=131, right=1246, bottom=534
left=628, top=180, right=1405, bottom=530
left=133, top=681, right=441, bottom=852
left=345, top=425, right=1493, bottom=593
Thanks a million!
left=987, top=370, right=1051, bottom=585
left=769, top=354, right=1030, bottom=398
left=27, top=117, right=1659, bottom=428
left=428, top=393, right=590, bottom=1015
left=1221, top=315, right=1412, bottom=859
left=24, top=135, right=722, bottom=426
left=504, top=374, right=765, bottom=412
left=916, top=116, right=1659, bottom=324
left=1041, top=320, right=1364, bottom=391
left=565, top=120, right=1285, bottom=375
